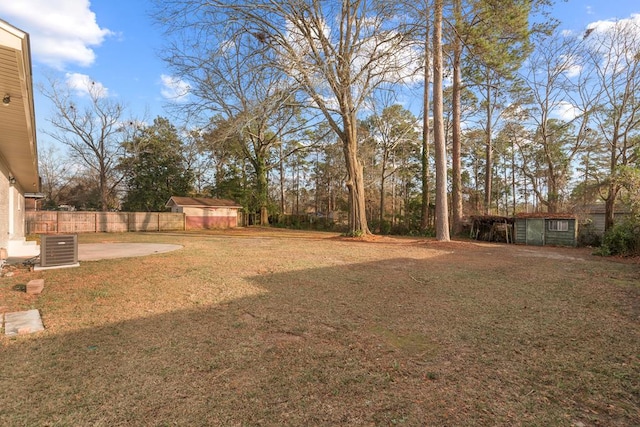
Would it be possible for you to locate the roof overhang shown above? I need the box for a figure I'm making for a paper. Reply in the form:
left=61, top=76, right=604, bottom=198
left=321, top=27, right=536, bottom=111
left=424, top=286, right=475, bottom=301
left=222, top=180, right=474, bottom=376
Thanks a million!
left=166, top=196, right=242, bottom=209
left=0, top=20, right=39, bottom=192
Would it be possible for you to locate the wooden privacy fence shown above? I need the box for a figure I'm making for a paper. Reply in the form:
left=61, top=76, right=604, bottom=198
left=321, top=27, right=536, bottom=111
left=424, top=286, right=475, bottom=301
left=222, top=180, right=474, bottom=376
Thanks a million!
left=26, top=211, right=186, bottom=234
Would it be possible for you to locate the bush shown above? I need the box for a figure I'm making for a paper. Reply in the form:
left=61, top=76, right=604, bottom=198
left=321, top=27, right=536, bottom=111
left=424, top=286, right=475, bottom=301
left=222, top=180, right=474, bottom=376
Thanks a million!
left=390, top=223, right=411, bottom=235
left=408, top=228, right=435, bottom=237
left=342, top=229, right=364, bottom=238
left=578, top=222, right=602, bottom=247
left=597, top=218, right=640, bottom=256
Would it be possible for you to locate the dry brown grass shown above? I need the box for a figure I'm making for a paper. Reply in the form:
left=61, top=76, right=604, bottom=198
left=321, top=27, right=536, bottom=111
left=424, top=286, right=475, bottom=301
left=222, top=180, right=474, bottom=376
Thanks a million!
left=1, top=227, right=639, bottom=426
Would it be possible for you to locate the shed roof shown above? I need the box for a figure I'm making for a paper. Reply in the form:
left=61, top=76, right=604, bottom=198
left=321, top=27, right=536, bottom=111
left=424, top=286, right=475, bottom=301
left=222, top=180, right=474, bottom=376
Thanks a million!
left=515, top=212, right=576, bottom=219
left=469, top=215, right=514, bottom=224
left=166, top=196, right=242, bottom=208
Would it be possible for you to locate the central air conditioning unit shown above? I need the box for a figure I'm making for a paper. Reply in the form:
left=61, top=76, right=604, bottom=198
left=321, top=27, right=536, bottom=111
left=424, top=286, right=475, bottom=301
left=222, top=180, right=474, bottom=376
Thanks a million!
left=40, top=234, right=79, bottom=268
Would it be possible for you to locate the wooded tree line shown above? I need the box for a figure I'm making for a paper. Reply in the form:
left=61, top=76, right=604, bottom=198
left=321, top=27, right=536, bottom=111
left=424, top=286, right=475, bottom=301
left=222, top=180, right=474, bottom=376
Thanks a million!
left=39, top=0, right=640, bottom=240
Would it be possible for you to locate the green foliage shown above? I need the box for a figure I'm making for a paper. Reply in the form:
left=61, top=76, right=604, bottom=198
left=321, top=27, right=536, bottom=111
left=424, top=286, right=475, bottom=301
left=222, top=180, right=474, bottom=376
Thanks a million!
left=464, top=0, right=533, bottom=79
left=577, top=222, right=601, bottom=248
left=409, top=228, right=435, bottom=238
left=342, top=230, right=365, bottom=238
left=121, top=117, right=194, bottom=211
left=597, top=218, right=640, bottom=256
left=270, top=214, right=338, bottom=232
left=66, top=180, right=102, bottom=211
left=208, top=167, right=252, bottom=210
left=618, top=165, right=640, bottom=215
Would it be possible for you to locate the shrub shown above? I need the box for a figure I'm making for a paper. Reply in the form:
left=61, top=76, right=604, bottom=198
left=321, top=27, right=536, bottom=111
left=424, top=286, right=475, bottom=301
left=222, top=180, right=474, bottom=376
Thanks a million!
left=578, top=222, right=602, bottom=247
left=342, top=229, right=364, bottom=238
left=598, top=218, right=640, bottom=256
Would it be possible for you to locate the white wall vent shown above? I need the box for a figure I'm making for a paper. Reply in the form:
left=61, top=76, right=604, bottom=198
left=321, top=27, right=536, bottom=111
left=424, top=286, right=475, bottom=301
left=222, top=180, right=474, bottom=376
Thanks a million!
left=40, top=234, right=78, bottom=267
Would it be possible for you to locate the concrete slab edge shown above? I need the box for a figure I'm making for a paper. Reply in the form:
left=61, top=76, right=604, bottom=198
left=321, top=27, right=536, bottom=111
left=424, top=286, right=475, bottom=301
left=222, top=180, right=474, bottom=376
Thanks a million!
left=4, top=309, right=45, bottom=336
left=34, top=262, right=80, bottom=271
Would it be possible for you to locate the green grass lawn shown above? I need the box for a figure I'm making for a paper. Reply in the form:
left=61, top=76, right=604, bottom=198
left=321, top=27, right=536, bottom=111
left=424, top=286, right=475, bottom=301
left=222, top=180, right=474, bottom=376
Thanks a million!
left=1, top=229, right=638, bottom=426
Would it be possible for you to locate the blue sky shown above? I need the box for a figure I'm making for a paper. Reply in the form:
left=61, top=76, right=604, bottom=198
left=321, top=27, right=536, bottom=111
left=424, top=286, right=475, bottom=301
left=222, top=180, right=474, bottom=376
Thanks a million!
left=0, top=0, right=639, bottom=152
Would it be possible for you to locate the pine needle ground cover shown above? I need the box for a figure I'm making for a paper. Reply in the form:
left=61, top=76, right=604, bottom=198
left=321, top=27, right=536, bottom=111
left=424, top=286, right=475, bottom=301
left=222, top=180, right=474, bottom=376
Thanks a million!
left=1, top=228, right=638, bottom=426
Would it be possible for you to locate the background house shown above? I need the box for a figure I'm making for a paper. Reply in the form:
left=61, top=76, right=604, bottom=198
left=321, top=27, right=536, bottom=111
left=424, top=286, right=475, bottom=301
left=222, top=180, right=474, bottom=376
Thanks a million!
left=166, top=197, right=242, bottom=229
left=575, top=204, right=631, bottom=235
left=514, top=213, right=578, bottom=247
left=0, top=20, right=40, bottom=258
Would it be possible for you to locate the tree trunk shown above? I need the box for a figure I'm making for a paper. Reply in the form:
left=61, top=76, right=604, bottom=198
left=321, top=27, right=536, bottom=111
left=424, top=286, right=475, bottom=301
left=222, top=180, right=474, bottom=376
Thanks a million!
left=604, top=183, right=619, bottom=232
left=605, top=133, right=620, bottom=232
left=379, top=169, right=386, bottom=232
left=547, top=178, right=559, bottom=213
left=314, top=150, right=319, bottom=215
left=343, top=114, right=370, bottom=235
left=279, top=145, right=285, bottom=214
left=433, top=0, right=450, bottom=241
left=99, top=167, right=109, bottom=211
left=511, top=141, right=516, bottom=216
left=420, top=6, right=431, bottom=232
left=255, top=157, right=269, bottom=225
left=295, top=165, right=300, bottom=215
left=451, top=0, right=463, bottom=235
left=391, top=163, right=396, bottom=226
left=484, top=73, right=493, bottom=215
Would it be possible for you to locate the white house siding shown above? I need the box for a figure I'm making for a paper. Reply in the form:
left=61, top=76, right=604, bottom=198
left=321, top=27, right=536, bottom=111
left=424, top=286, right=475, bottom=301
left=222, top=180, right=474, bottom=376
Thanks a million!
left=0, top=158, right=9, bottom=251
left=12, top=184, right=25, bottom=239
left=0, top=158, right=28, bottom=253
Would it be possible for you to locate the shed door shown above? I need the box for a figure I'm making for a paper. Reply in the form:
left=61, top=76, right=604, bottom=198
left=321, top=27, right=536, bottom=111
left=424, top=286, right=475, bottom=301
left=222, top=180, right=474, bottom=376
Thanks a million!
left=526, top=219, right=545, bottom=246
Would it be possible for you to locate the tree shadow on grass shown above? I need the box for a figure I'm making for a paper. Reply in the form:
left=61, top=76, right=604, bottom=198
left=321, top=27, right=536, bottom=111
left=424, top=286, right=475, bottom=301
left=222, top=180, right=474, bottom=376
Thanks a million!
left=1, top=255, right=638, bottom=426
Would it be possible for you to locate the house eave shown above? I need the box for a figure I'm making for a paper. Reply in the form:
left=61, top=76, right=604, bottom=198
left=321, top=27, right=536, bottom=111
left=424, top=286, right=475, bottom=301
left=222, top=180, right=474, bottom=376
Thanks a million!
left=0, top=20, right=39, bottom=192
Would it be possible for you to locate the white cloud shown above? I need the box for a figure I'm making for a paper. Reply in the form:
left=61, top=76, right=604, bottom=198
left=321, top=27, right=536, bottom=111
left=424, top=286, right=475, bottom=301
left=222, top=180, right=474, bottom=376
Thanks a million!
left=557, top=54, right=582, bottom=79
left=65, top=73, right=109, bottom=98
left=160, top=74, right=190, bottom=103
left=564, top=64, right=582, bottom=79
left=552, top=101, right=580, bottom=121
left=585, top=13, right=640, bottom=36
left=0, top=0, right=112, bottom=69
left=584, top=14, right=640, bottom=71
left=356, top=32, right=423, bottom=86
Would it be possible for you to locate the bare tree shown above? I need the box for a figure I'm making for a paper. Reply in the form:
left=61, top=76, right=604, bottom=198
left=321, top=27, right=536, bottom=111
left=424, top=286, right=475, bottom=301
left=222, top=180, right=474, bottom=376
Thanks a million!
left=586, top=18, right=640, bottom=230
left=40, top=78, right=126, bottom=210
left=163, top=24, right=310, bottom=225
left=155, top=0, right=418, bottom=235
left=513, top=31, right=595, bottom=213
left=38, top=145, right=73, bottom=209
